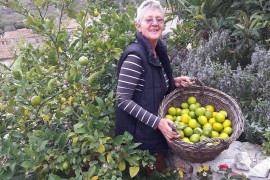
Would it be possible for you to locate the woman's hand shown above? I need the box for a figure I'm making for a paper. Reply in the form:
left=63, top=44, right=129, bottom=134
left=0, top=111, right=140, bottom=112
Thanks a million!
left=174, top=76, right=194, bottom=87
left=158, top=118, right=180, bottom=143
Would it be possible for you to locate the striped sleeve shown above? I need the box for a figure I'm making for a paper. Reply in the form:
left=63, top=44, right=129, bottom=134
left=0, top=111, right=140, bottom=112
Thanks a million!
left=116, top=54, right=161, bottom=129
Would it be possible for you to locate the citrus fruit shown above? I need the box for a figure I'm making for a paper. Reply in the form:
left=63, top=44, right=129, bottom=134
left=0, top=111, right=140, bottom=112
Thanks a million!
left=203, top=123, right=212, bottom=130
left=181, top=109, right=190, bottom=115
left=187, top=96, right=196, bottom=104
left=205, top=105, right=215, bottom=113
left=208, top=118, right=216, bottom=124
left=181, top=102, right=189, bottom=109
left=175, top=116, right=181, bottom=122
left=62, top=162, right=69, bottom=170
left=182, top=137, right=190, bottom=143
left=195, top=102, right=201, bottom=108
left=181, top=114, right=190, bottom=124
left=188, top=111, right=196, bottom=119
left=194, top=127, right=203, bottom=135
left=219, top=133, right=229, bottom=139
left=198, top=115, right=208, bottom=125
left=223, top=127, right=233, bottom=135
left=203, top=127, right=212, bottom=137
left=223, top=119, right=232, bottom=128
left=175, top=121, right=186, bottom=130
left=219, top=110, right=228, bottom=118
left=31, top=96, right=41, bottom=106
left=168, top=107, right=177, bottom=116
left=196, top=122, right=201, bottom=128
left=183, top=127, right=193, bottom=137
left=178, top=130, right=185, bottom=138
left=214, top=112, right=226, bottom=123
left=189, top=104, right=197, bottom=111
left=176, top=108, right=181, bottom=116
left=188, top=119, right=197, bottom=128
left=213, top=122, right=223, bottom=132
left=93, top=9, right=99, bottom=17
left=165, top=114, right=174, bottom=121
left=78, top=56, right=89, bottom=66
left=204, top=109, right=213, bottom=119
left=189, top=134, right=200, bottom=143
left=211, top=131, right=220, bottom=138
left=195, top=107, right=205, bottom=117
left=200, top=135, right=208, bottom=141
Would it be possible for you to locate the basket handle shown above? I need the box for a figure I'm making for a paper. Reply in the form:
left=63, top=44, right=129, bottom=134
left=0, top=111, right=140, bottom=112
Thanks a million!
left=190, top=77, right=205, bottom=87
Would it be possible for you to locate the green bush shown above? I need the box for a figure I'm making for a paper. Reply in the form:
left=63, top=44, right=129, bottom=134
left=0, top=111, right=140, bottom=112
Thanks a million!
left=0, top=1, right=162, bottom=179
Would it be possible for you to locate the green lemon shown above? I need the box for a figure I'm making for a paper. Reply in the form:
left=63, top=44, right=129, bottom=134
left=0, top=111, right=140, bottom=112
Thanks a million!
left=189, top=134, right=200, bottom=143
left=78, top=56, right=89, bottom=66
left=31, top=96, right=41, bottom=106
left=183, top=127, right=193, bottom=137
left=181, top=102, right=189, bottom=109
left=187, top=96, right=197, bottom=105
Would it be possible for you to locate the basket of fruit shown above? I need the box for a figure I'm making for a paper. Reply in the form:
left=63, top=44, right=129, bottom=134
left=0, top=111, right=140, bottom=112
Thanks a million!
left=158, top=78, right=244, bottom=163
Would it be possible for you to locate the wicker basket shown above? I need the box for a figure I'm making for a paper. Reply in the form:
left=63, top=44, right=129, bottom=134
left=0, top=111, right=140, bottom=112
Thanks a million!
left=158, top=78, right=244, bottom=163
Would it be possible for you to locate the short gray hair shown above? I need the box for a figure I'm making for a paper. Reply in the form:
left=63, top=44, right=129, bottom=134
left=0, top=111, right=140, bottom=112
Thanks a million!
left=136, top=0, right=164, bottom=23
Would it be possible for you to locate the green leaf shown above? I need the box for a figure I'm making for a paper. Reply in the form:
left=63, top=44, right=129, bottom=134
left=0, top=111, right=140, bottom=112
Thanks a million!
left=86, top=165, right=96, bottom=177
left=95, top=97, right=104, bottom=107
left=21, top=160, right=34, bottom=169
left=48, top=174, right=62, bottom=180
left=129, top=166, right=139, bottom=178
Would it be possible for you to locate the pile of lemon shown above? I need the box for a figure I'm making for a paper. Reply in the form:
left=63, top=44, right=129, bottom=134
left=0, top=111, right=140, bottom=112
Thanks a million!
left=165, top=96, right=233, bottom=144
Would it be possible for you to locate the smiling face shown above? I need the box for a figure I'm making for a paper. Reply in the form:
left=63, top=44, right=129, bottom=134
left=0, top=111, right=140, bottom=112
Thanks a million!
left=136, top=8, right=164, bottom=47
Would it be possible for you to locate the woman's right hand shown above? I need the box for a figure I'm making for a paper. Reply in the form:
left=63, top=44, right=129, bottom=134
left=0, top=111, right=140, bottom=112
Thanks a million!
left=158, top=118, right=180, bottom=143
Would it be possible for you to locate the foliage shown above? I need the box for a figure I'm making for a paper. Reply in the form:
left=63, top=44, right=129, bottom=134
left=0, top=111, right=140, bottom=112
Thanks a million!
left=165, top=0, right=270, bottom=68
left=218, top=164, right=250, bottom=180
left=171, top=31, right=270, bottom=144
left=0, top=0, right=165, bottom=179
left=262, top=131, right=270, bottom=155
left=196, top=164, right=212, bottom=180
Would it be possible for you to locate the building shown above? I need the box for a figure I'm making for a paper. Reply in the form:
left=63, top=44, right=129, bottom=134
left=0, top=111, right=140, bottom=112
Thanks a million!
left=0, top=28, right=44, bottom=66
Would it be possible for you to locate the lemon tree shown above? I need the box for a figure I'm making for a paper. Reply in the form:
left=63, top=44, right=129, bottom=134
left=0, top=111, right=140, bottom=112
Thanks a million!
left=0, top=1, right=157, bottom=179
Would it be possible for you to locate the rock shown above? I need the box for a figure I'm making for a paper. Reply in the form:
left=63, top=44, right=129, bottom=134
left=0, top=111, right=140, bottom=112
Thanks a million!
left=247, top=157, right=270, bottom=179
left=234, top=152, right=252, bottom=171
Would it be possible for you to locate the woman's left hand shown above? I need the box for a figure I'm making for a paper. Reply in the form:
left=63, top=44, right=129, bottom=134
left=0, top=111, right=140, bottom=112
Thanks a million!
left=174, top=76, right=194, bottom=87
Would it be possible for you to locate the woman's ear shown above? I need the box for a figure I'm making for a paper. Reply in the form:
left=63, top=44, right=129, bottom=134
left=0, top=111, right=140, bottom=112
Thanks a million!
left=135, top=23, right=141, bottom=32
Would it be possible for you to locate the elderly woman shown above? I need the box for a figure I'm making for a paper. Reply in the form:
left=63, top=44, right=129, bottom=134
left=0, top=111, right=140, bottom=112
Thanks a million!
left=115, top=0, right=193, bottom=174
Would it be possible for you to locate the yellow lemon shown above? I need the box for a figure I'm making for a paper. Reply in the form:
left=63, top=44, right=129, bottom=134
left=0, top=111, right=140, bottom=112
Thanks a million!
left=188, top=119, right=197, bottom=129
left=219, top=110, right=228, bottom=118
left=223, top=119, right=232, bottom=128
left=213, top=122, right=224, bottom=132
left=223, top=127, right=233, bottom=135
left=178, top=130, right=185, bottom=138
left=198, top=115, right=208, bottom=125
left=168, top=107, right=177, bottom=116
left=219, top=133, right=229, bottom=139
left=181, top=109, right=190, bottom=115
left=181, top=114, right=190, bottom=124
left=182, top=137, right=190, bottom=143
left=208, top=118, right=216, bottom=124
left=203, top=123, right=212, bottom=130
left=214, top=112, right=226, bottom=123
left=211, top=131, right=220, bottom=138
left=205, top=104, right=215, bottom=113
left=165, top=114, right=174, bottom=121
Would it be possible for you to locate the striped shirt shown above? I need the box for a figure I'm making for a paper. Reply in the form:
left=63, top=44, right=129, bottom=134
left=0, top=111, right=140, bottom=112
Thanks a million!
left=116, top=53, right=169, bottom=129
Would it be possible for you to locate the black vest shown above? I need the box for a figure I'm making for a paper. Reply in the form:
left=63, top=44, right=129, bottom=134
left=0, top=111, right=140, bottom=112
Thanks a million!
left=115, top=33, right=175, bottom=154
